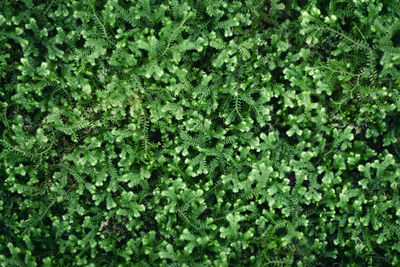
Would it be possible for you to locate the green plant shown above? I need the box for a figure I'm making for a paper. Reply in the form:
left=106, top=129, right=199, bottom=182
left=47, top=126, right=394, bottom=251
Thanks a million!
left=1, top=0, right=400, bottom=266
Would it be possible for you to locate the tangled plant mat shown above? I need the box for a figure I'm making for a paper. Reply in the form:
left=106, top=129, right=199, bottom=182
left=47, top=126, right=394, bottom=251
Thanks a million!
left=1, top=0, right=400, bottom=266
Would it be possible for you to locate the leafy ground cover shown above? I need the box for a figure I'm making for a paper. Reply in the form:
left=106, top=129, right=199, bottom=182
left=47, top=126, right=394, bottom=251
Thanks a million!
left=1, top=0, right=400, bottom=266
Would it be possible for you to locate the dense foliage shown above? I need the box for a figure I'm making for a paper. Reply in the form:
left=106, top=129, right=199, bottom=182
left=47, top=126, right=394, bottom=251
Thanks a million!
left=1, top=0, right=400, bottom=265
